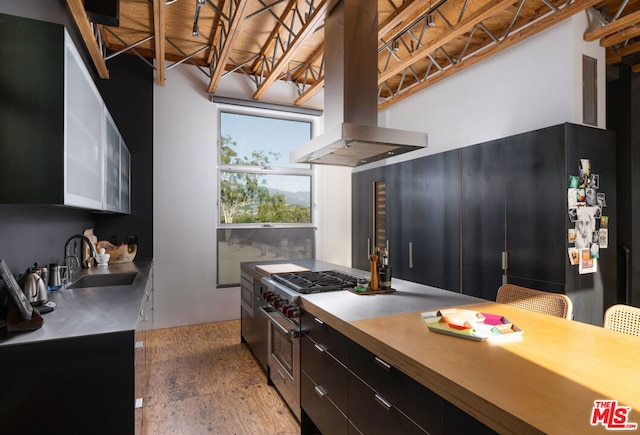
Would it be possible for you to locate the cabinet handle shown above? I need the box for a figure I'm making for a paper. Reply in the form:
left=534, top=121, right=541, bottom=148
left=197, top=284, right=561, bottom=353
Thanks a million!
left=314, top=317, right=324, bottom=325
left=374, top=356, right=391, bottom=371
left=314, top=343, right=326, bottom=353
left=277, top=369, right=286, bottom=381
left=367, top=238, right=371, bottom=256
left=374, top=393, right=392, bottom=411
left=314, top=386, right=327, bottom=397
left=409, top=242, right=414, bottom=269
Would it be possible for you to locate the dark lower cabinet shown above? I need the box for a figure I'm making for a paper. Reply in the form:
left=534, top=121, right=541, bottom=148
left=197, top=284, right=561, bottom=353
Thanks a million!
left=301, top=310, right=495, bottom=435
left=348, top=371, right=428, bottom=435
left=442, top=400, right=497, bottom=435
left=301, top=373, right=349, bottom=435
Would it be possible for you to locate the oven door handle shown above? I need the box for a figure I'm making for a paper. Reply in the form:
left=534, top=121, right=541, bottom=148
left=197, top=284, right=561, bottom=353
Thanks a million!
left=259, top=306, right=299, bottom=339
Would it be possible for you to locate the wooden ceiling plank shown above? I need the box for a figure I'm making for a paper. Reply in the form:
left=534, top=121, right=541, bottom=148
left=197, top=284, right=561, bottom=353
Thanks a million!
left=250, top=0, right=298, bottom=73
left=153, top=0, right=166, bottom=86
left=378, top=0, right=516, bottom=84
left=632, top=63, right=640, bottom=73
left=379, top=0, right=605, bottom=110
left=252, top=0, right=338, bottom=100
left=600, top=25, right=640, bottom=48
left=585, top=9, right=640, bottom=41
left=378, top=0, right=427, bottom=42
left=65, top=0, right=109, bottom=78
left=294, top=77, right=324, bottom=105
left=207, top=0, right=252, bottom=94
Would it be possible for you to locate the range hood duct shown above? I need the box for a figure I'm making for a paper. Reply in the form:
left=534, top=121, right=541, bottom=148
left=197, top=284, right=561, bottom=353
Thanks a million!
left=290, top=0, right=427, bottom=167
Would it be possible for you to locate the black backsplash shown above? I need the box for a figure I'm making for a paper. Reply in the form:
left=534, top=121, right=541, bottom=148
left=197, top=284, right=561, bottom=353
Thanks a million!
left=0, top=204, right=94, bottom=274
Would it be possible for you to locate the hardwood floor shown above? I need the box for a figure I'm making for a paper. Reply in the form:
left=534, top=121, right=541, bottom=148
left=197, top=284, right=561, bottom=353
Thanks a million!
left=141, top=320, right=300, bottom=434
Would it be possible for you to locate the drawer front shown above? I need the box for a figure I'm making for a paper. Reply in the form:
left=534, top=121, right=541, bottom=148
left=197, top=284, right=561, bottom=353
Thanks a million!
left=301, top=310, right=348, bottom=363
left=443, top=400, right=497, bottom=435
left=349, top=341, right=443, bottom=434
left=301, top=372, right=349, bottom=435
left=348, top=372, right=428, bottom=435
left=301, top=335, right=348, bottom=411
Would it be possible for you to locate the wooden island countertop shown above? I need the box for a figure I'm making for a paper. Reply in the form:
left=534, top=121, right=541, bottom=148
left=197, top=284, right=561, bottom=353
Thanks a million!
left=300, top=297, right=640, bottom=434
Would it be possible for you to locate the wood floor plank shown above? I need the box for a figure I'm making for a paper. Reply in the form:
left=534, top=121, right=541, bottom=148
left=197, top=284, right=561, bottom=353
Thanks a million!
left=141, top=320, right=299, bottom=434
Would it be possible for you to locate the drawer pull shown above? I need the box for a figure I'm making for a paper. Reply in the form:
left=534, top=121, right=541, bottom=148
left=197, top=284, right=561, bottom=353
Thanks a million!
left=374, top=393, right=392, bottom=411
left=314, top=386, right=327, bottom=397
left=314, top=343, right=326, bottom=353
left=314, top=317, right=324, bottom=325
left=277, top=369, right=286, bottom=381
left=374, top=356, right=391, bottom=371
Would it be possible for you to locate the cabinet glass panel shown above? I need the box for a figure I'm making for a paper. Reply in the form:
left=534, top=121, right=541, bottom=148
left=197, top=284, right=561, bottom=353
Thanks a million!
left=64, top=39, right=102, bottom=208
left=105, top=114, right=121, bottom=211
left=120, top=144, right=130, bottom=213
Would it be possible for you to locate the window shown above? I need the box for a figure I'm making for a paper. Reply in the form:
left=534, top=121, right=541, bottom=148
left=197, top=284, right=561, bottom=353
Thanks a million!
left=217, top=110, right=316, bottom=286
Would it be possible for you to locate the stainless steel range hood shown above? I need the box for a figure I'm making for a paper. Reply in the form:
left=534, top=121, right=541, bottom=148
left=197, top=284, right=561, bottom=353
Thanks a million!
left=290, top=0, right=427, bottom=167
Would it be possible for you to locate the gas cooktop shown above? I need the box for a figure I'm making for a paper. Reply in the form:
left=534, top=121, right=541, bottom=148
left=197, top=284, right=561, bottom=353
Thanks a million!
left=272, top=270, right=359, bottom=294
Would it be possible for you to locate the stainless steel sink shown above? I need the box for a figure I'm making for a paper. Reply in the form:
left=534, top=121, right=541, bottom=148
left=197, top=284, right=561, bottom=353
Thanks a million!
left=66, top=272, right=138, bottom=289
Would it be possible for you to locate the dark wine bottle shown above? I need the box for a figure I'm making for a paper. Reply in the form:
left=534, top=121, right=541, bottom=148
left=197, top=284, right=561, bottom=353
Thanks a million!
left=379, top=249, right=392, bottom=290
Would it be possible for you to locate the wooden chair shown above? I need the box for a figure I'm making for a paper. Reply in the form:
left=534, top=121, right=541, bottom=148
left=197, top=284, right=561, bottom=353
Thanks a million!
left=603, top=304, right=640, bottom=337
left=496, top=284, right=573, bottom=320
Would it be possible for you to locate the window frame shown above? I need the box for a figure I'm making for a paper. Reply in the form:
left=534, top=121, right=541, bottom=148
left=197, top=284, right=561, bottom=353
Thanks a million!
left=216, top=104, right=318, bottom=230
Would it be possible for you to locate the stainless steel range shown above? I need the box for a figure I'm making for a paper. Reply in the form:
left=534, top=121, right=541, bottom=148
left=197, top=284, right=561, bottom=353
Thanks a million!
left=260, top=270, right=359, bottom=420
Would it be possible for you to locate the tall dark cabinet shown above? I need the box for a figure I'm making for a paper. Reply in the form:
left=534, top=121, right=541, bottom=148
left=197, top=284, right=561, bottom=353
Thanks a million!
left=387, top=151, right=461, bottom=291
left=460, top=138, right=506, bottom=300
left=353, top=123, right=617, bottom=325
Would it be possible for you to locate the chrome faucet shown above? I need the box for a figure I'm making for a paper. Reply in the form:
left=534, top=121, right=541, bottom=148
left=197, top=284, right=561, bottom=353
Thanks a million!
left=64, top=234, right=97, bottom=284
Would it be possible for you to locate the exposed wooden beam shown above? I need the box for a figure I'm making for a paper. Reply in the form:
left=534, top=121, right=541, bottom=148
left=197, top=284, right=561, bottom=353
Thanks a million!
left=153, top=0, right=165, bottom=86
left=253, top=0, right=338, bottom=100
left=294, top=77, right=324, bottom=106
left=600, top=25, right=640, bottom=48
left=379, top=0, right=604, bottom=110
left=606, top=39, right=640, bottom=64
left=250, top=0, right=298, bottom=73
left=65, top=0, right=109, bottom=78
left=206, top=0, right=227, bottom=65
left=632, top=63, right=640, bottom=74
left=207, top=0, right=251, bottom=94
left=584, top=9, right=640, bottom=42
left=378, top=0, right=516, bottom=85
left=290, top=44, right=324, bottom=81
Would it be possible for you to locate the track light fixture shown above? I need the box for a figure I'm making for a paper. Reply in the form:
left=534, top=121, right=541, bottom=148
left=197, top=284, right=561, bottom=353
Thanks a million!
left=193, top=0, right=205, bottom=37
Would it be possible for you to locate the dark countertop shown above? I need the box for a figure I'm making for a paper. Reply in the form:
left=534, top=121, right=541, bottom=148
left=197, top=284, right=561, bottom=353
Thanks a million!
left=1, top=260, right=153, bottom=347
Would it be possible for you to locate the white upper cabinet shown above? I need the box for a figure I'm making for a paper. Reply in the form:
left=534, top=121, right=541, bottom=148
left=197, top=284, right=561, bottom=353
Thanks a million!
left=0, top=16, right=130, bottom=213
left=64, top=33, right=104, bottom=210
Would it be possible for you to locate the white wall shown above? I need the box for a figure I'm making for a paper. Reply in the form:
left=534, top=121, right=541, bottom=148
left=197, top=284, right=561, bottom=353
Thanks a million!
left=374, top=11, right=605, bottom=167
left=153, top=64, right=349, bottom=328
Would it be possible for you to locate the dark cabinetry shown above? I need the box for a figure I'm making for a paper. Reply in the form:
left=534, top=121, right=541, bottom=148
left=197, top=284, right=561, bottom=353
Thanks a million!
left=240, top=269, right=268, bottom=372
left=352, top=166, right=387, bottom=271
left=353, top=123, right=616, bottom=324
left=300, top=310, right=495, bottom=435
left=387, top=150, right=461, bottom=290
